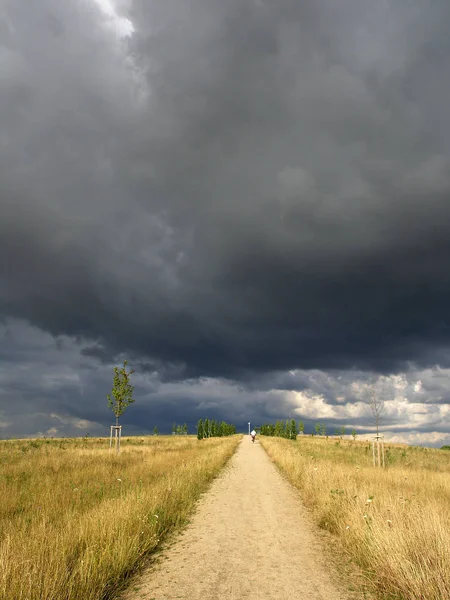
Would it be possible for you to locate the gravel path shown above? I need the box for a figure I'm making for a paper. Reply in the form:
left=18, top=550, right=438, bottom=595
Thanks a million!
left=123, top=437, right=352, bottom=600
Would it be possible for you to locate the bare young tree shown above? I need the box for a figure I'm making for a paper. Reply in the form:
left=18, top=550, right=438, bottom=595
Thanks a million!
left=366, top=377, right=390, bottom=467
left=366, top=379, right=386, bottom=437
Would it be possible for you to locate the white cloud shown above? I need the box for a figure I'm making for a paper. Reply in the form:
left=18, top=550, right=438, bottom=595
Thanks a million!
left=384, top=431, right=450, bottom=447
left=91, top=0, right=134, bottom=38
left=290, top=391, right=370, bottom=421
left=273, top=369, right=450, bottom=446
left=47, top=413, right=102, bottom=433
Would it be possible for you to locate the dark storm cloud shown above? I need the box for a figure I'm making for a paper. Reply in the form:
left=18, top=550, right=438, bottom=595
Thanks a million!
left=2, top=0, right=450, bottom=385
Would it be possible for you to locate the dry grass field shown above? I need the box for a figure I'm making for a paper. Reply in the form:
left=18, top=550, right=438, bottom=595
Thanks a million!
left=260, top=435, right=450, bottom=600
left=0, top=435, right=239, bottom=600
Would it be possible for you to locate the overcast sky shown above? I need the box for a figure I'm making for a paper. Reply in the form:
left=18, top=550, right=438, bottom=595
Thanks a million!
left=1, top=0, right=450, bottom=444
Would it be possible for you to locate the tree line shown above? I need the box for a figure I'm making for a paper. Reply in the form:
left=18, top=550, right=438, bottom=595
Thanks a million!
left=260, top=420, right=303, bottom=439
left=312, top=423, right=357, bottom=439
left=196, top=418, right=236, bottom=439
left=171, top=423, right=188, bottom=435
left=260, top=420, right=358, bottom=440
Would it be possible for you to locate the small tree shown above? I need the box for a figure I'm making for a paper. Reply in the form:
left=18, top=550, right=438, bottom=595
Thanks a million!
left=106, top=360, right=135, bottom=452
left=204, top=418, right=210, bottom=438
left=197, top=419, right=204, bottom=440
left=315, top=423, right=321, bottom=436
left=367, top=378, right=390, bottom=467
left=320, top=423, right=326, bottom=436
left=351, top=428, right=357, bottom=441
left=153, top=426, right=158, bottom=435
left=298, top=421, right=305, bottom=435
left=107, top=360, right=135, bottom=426
left=367, top=380, right=387, bottom=437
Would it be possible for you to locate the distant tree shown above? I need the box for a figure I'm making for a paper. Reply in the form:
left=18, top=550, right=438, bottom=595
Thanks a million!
left=183, top=423, right=188, bottom=435
left=315, top=423, right=321, bottom=436
left=298, top=421, right=305, bottom=435
left=290, top=419, right=298, bottom=440
left=340, top=426, right=346, bottom=438
left=106, top=360, right=135, bottom=453
left=107, top=363, right=132, bottom=426
left=153, top=426, right=158, bottom=435
left=261, top=423, right=275, bottom=436
left=351, top=428, right=357, bottom=441
left=320, top=424, right=326, bottom=436
left=284, top=420, right=289, bottom=439
left=172, top=422, right=176, bottom=435
left=197, top=419, right=204, bottom=440
left=275, top=420, right=283, bottom=437
left=196, top=418, right=234, bottom=438
left=107, top=360, right=135, bottom=427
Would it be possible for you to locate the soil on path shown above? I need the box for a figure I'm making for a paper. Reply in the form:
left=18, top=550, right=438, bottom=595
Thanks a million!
left=123, top=437, right=354, bottom=600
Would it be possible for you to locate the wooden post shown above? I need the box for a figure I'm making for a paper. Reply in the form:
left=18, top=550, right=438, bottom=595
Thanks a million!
left=110, top=425, right=122, bottom=453
left=372, top=435, right=385, bottom=468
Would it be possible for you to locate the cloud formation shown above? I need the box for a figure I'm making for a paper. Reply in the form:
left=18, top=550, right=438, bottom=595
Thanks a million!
left=2, top=318, right=450, bottom=446
left=2, top=0, right=450, bottom=443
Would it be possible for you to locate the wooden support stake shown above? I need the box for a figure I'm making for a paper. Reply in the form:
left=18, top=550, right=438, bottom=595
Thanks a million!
left=110, top=425, right=122, bottom=453
left=372, top=435, right=386, bottom=468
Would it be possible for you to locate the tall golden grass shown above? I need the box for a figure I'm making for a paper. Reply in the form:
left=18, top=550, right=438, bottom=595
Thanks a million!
left=0, top=435, right=239, bottom=600
left=260, top=436, right=450, bottom=600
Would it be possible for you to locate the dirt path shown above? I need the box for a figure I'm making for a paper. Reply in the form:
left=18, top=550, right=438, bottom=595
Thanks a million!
left=123, top=437, right=352, bottom=600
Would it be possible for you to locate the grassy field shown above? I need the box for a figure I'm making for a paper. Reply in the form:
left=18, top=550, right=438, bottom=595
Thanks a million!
left=260, top=435, right=450, bottom=600
left=0, top=434, right=240, bottom=600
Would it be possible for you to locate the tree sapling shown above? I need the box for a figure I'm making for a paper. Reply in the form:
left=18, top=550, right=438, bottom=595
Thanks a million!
left=106, top=360, right=135, bottom=452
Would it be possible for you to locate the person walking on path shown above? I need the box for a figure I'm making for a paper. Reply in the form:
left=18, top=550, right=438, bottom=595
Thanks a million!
left=251, top=429, right=256, bottom=442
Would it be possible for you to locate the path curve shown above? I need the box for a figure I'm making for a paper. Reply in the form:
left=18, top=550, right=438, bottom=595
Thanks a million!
left=123, top=437, right=351, bottom=600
